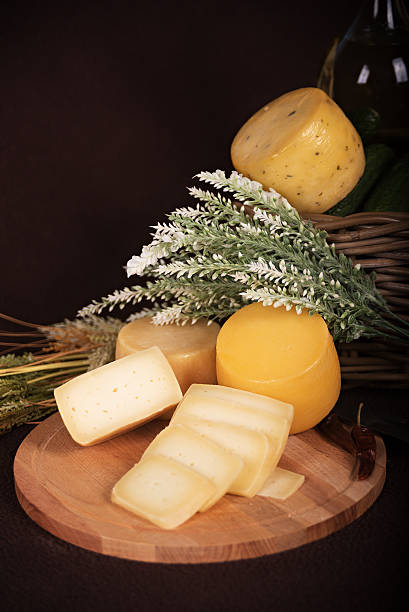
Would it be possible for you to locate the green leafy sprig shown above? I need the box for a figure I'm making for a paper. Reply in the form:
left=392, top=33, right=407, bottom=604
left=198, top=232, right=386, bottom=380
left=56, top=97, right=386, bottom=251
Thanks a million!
left=78, top=170, right=409, bottom=344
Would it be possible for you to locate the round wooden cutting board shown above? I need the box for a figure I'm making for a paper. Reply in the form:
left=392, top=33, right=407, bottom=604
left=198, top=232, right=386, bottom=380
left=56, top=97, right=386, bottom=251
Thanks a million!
left=14, top=413, right=386, bottom=563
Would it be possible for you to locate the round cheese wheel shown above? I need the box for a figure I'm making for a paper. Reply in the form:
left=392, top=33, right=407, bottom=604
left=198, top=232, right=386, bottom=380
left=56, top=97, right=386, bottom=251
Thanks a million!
left=216, top=303, right=341, bottom=434
left=231, top=87, right=365, bottom=213
left=116, top=318, right=220, bottom=414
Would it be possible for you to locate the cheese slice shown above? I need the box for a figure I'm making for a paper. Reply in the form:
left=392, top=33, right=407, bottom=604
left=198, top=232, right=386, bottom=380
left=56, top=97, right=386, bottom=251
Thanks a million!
left=54, top=347, right=182, bottom=446
left=183, top=384, right=293, bottom=424
left=231, top=87, right=365, bottom=213
left=141, top=423, right=243, bottom=511
left=257, top=467, right=305, bottom=500
left=115, top=317, right=220, bottom=397
left=111, top=455, right=216, bottom=529
left=180, top=417, right=275, bottom=497
left=216, top=303, right=341, bottom=434
left=171, top=390, right=291, bottom=449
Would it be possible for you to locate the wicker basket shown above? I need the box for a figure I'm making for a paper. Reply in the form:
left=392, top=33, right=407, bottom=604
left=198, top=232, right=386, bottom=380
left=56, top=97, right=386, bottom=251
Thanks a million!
left=306, top=211, right=409, bottom=388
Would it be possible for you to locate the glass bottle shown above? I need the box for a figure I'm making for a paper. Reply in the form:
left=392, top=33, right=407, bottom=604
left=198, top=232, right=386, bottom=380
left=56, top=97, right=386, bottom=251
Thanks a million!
left=333, top=0, right=409, bottom=145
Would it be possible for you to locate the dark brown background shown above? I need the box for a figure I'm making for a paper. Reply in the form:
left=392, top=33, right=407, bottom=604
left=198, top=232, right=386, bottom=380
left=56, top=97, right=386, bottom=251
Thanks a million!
left=0, top=0, right=362, bottom=324
left=0, top=1, right=408, bottom=611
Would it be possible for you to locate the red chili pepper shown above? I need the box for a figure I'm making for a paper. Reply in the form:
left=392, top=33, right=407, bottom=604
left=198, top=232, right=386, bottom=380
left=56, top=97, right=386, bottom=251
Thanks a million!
left=351, top=403, right=377, bottom=480
left=317, top=412, right=356, bottom=455
left=318, top=404, right=376, bottom=480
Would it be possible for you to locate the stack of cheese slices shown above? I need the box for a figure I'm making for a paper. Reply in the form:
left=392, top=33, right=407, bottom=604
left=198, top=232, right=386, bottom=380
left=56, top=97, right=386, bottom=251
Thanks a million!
left=54, top=347, right=304, bottom=530
left=112, top=383, right=299, bottom=529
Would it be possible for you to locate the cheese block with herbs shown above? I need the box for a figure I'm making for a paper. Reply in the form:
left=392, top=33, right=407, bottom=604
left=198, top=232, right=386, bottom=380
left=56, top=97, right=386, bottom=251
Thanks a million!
left=231, top=87, right=365, bottom=213
left=54, top=347, right=182, bottom=446
left=216, top=303, right=341, bottom=434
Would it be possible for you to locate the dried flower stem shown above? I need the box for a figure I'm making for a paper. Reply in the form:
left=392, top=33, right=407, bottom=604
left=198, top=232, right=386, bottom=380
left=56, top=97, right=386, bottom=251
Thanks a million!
left=79, top=170, right=409, bottom=344
left=0, top=314, right=124, bottom=434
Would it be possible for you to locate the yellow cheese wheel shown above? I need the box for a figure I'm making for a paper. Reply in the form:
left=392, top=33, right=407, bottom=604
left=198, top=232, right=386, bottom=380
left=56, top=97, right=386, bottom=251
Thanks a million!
left=216, top=303, right=341, bottom=434
left=231, top=87, right=365, bottom=213
left=116, top=317, right=220, bottom=401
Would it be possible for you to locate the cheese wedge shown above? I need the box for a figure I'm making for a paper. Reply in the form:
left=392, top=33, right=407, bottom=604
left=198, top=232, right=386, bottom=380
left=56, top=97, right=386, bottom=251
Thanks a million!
left=54, top=347, right=182, bottom=446
left=171, top=387, right=291, bottom=452
left=257, top=467, right=305, bottom=500
left=180, top=417, right=275, bottom=497
left=111, top=455, right=216, bottom=529
left=216, top=303, right=341, bottom=434
left=141, top=423, right=243, bottom=511
left=231, top=87, right=365, bottom=213
left=115, top=317, right=220, bottom=396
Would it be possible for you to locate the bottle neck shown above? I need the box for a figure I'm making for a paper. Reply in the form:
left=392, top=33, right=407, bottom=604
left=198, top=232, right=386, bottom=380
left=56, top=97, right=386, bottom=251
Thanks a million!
left=340, top=0, right=409, bottom=46
left=371, top=0, right=406, bottom=30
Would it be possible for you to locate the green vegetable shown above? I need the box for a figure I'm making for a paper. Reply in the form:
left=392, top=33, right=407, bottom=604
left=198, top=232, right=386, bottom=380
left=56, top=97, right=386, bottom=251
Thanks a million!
left=326, top=144, right=395, bottom=216
left=348, top=107, right=380, bottom=143
left=364, top=152, right=409, bottom=212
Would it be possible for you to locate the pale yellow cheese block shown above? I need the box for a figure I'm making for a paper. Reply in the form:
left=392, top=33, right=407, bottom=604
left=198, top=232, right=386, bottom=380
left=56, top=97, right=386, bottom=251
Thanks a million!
left=141, top=423, right=243, bottom=511
left=111, top=455, right=216, bottom=529
left=183, top=384, right=294, bottom=425
left=179, top=383, right=293, bottom=463
left=54, top=347, right=182, bottom=446
left=116, top=317, right=220, bottom=419
left=171, top=386, right=291, bottom=457
left=231, top=87, right=365, bottom=213
left=257, top=467, right=305, bottom=500
left=180, top=417, right=275, bottom=497
left=216, top=303, right=341, bottom=434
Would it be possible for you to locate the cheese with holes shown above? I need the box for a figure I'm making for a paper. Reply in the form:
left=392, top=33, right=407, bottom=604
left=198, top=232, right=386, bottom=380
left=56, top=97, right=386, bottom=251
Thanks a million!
left=54, top=347, right=182, bottom=446
left=111, top=455, right=216, bottom=529
left=231, top=87, right=365, bottom=213
left=141, top=423, right=243, bottom=511
left=115, top=317, right=220, bottom=395
left=179, top=417, right=276, bottom=497
left=257, top=467, right=305, bottom=500
left=171, top=385, right=291, bottom=454
left=216, top=303, right=340, bottom=434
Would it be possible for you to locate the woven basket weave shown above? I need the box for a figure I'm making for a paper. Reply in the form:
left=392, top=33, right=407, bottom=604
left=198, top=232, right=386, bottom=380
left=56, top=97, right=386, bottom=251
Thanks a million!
left=306, top=211, right=409, bottom=388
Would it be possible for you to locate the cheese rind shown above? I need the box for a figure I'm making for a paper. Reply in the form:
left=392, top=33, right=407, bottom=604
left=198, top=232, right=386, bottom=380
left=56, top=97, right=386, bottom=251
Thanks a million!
left=216, top=303, right=341, bottom=434
left=111, top=455, right=216, bottom=529
left=115, top=317, right=220, bottom=397
left=231, top=87, right=365, bottom=213
left=257, top=467, right=305, bottom=500
left=54, top=347, right=182, bottom=446
left=179, top=417, right=275, bottom=497
left=141, top=423, right=243, bottom=511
